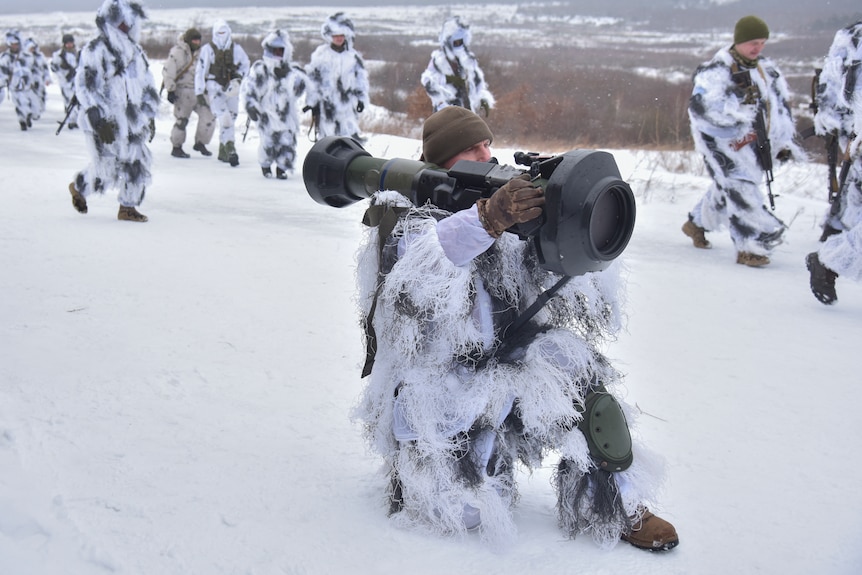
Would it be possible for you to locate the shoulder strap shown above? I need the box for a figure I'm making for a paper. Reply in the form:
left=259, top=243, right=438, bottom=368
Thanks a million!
left=359, top=203, right=408, bottom=378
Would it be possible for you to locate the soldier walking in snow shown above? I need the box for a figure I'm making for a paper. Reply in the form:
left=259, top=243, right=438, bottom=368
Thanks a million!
left=353, top=106, right=679, bottom=550
left=0, top=30, right=39, bottom=131
left=242, top=29, right=308, bottom=179
left=163, top=27, right=215, bottom=158
left=67, top=0, right=159, bottom=223
left=24, top=38, right=50, bottom=122
left=195, top=20, right=250, bottom=167
left=50, top=33, right=79, bottom=129
left=421, top=16, right=494, bottom=116
left=304, top=12, right=369, bottom=141
left=682, top=15, right=803, bottom=267
left=806, top=20, right=862, bottom=304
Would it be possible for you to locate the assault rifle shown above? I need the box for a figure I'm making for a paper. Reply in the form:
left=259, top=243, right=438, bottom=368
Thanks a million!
left=56, top=94, right=79, bottom=135
left=732, top=68, right=777, bottom=209
left=241, top=115, right=251, bottom=143
left=303, top=104, right=319, bottom=142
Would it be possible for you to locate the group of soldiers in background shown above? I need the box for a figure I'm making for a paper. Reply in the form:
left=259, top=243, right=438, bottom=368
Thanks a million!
left=677, top=15, right=862, bottom=305
left=0, top=29, right=52, bottom=131
left=1, top=3, right=859, bottom=305
left=1, top=10, right=492, bottom=177
left=162, top=12, right=370, bottom=177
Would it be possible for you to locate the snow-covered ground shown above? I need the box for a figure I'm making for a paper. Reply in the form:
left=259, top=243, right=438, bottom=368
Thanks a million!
left=2, top=27, right=862, bottom=575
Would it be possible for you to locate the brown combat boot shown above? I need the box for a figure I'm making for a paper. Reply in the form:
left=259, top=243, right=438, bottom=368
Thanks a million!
left=621, top=507, right=679, bottom=551
left=68, top=182, right=87, bottom=214
left=118, top=205, right=148, bottom=222
left=681, top=219, right=710, bottom=248
left=736, top=251, right=769, bottom=267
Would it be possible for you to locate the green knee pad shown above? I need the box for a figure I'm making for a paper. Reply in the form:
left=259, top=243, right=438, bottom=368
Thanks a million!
left=577, top=387, right=633, bottom=472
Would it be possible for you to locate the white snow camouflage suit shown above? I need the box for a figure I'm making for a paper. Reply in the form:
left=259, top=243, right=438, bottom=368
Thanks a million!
left=50, top=40, right=79, bottom=112
left=24, top=38, right=50, bottom=120
left=304, top=12, right=369, bottom=139
left=421, top=16, right=495, bottom=115
left=687, top=46, right=803, bottom=256
left=0, top=30, right=39, bottom=128
left=353, top=192, right=664, bottom=547
left=242, top=29, right=309, bottom=175
left=814, top=20, right=862, bottom=281
left=71, top=0, right=159, bottom=208
left=194, top=20, right=250, bottom=147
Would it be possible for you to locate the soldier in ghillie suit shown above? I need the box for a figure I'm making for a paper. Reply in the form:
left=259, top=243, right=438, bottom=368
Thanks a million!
left=352, top=106, right=679, bottom=551
left=420, top=16, right=494, bottom=117
left=682, top=15, right=803, bottom=267
left=304, top=12, right=369, bottom=141
left=242, top=29, right=308, bottom=179
left=50, top=33, right=79, bottom=129
left=67, top=0, right=159, bottom=223
left=806, top=20, right=862, bottom=304
left=163, top=27, right=215, bottom=158
left=194, top=19, right=250, bottom=166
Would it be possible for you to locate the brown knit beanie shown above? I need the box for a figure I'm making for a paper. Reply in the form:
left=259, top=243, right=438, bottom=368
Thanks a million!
left=734, top=15, right=769, bottom=45
left=421, top=106, right=493, bottom=166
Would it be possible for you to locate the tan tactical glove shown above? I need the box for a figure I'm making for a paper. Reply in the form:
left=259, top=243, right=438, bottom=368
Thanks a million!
left=475, top=173, right=545, bottom=238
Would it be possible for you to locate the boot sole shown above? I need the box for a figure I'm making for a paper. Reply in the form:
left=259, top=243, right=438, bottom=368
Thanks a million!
left=622, top=534, right=680, bottom=552
left=806, top=253, right=837, bottom=304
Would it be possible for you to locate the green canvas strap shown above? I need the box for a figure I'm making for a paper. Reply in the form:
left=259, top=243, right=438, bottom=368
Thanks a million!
left=360, top=204, right=408, bottom=378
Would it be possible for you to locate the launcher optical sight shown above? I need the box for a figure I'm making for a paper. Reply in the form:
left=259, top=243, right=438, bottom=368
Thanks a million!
left=302, top=136, right=636, bottom=278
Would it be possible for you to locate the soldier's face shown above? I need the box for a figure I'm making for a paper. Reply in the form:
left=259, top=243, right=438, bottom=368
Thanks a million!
left=331, top=34, right=346, bottom=47
left=735, top=38, right=766, bottom=60
left=442, top=139, right=492, bottom=169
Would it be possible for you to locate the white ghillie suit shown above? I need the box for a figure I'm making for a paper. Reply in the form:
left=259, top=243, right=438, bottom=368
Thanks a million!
left=194, top=20, right=250, bottom=150
left=687, top=46, right=803, bottom=256
left=353, top=193, right=663, bottom=546
left=71, top=0, right=159, bottom=208
left=0, top=29, right=39, bottom=128
left=421, top=16, right=495, bottom=115
left=814, top=21, right=862, bottom=281
left=305, top=12, right=369, bottom=139
left=242, top=29, right=309, bottom=176
left=50, top=36, right=79, bottom=112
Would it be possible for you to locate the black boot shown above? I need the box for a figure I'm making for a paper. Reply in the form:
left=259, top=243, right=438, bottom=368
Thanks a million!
left=225, top=141, right=239, bottom=167
left=171, top=146, right=190, bottom=158
left=262, top=166, right=272, bottom=178
left=806, top=252, right=838, bottom=305
left=819, top=224, right=841, bottom=242
left=276, top=167, right=287, bottom=180
left=193, top=141, right=212, bottom=156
